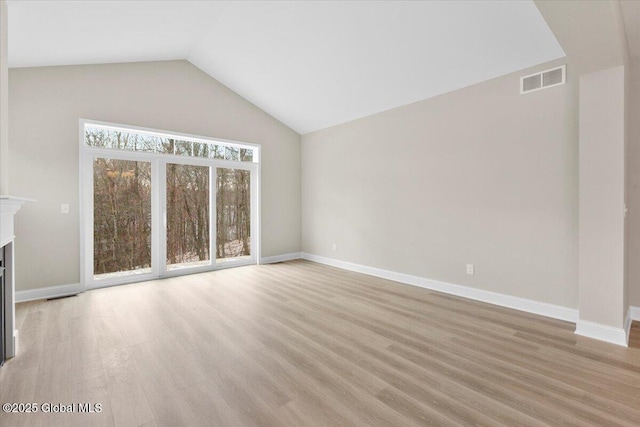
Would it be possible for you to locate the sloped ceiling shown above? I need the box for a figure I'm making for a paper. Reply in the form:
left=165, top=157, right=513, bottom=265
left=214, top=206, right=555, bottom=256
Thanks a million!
left=535, top=0, right=630, bottom=75
left=7, top=0, right=565, bottom=134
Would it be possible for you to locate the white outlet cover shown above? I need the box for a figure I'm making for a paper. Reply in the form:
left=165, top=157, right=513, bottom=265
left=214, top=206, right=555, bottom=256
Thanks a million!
left=466, top=264, right=474, bottom=275
left=61, top=203, right=70, bottom=214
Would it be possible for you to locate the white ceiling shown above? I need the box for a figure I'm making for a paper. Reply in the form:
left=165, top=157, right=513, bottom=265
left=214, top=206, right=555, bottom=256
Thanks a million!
left=621, top=0, right=640, bottom=58
left=7, top=1, right=565, bottom=134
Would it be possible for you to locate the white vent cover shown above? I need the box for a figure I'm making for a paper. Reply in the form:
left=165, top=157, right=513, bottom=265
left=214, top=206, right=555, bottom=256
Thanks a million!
left=520, top=65, right=566, bottom=94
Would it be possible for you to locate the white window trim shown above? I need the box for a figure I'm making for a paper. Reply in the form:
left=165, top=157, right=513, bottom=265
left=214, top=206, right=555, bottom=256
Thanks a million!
left=79, top=119, right=261, bottom=291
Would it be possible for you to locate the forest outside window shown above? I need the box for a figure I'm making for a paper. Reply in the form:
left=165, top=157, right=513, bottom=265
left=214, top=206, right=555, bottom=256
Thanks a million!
left=84, top=124, right=257, bottom=162
left=81, top=120, right=260, bottom=289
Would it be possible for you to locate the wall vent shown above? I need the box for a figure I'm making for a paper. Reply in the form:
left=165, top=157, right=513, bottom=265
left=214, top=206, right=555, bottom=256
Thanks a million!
left=520, top=65, right=566, bottom=94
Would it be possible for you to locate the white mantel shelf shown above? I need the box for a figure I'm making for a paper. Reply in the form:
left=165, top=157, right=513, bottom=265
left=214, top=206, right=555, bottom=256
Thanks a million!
left=1, top=196, right=35, bottom=248
left=0, top=195, right=36, bottom=203
left=0, top=196, right=35, bottom=202
left=0, top=195, right=36, bottom=204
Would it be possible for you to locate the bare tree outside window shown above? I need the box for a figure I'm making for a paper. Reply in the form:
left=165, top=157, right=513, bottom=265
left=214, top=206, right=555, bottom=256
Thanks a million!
left=93, top=158, right=152, bottom=278
left=167, top=164, right=210, bottom=270
left=88, top=126, right=254, bottom=278
left=216, top=168, right=251, bottom=261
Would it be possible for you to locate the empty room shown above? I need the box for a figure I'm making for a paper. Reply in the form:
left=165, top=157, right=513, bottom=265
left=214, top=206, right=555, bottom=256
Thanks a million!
left=1, top=0, right=640, bottom=426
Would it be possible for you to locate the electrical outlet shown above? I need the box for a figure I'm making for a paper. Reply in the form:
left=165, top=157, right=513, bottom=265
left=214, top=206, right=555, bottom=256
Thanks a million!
left=61, top=203, right=70, bottom=214
left=466, top=264, right=474, bottom=275
left=332, top=243, right=337, bottom=251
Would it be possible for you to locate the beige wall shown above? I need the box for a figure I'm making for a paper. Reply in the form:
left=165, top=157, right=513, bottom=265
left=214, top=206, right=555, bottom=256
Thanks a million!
left=578, top=65, right=626, bottom=328
left=0, top=0, right=8, bottom=194
left=534, top=0, right=629, bottom=76
left=628, top=57, right=640, bottom=308
left=302, top=59, right=578, bottom=308
left=9, top=60, right=301, bottom=291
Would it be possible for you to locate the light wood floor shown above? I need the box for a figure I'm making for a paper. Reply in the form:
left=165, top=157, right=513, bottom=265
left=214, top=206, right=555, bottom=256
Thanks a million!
left=2, top=260, right=640, bottom=427
left=630, top=321, right=640, bottom=349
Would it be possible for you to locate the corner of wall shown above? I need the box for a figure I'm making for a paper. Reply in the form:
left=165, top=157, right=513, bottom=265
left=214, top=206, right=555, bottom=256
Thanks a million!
left=626, top=58, right=640, bottom=308
left=0, top=0, right=9, bottom=195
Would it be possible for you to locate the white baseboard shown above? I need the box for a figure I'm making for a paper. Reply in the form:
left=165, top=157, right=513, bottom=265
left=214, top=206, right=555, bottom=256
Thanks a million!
left=625, top=307, right=633, bottom=346
left=260, top=252, right=302, bottom=265
left=12, top=329, right=18, bottom=358
left=15, top=282, right=83, bottom=303
left=575, top=320, right=628, bottom=347
left=301, top=253, right=578, bottom=323
left=626, top=305, right=640, bottom=345
left=15, top=254, right=305, bottom=302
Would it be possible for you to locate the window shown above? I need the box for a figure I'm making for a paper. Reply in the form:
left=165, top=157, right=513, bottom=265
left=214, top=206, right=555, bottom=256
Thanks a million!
left=81, top=120, right=260, bottom=289
left=84, top=123, right=258, bottom=162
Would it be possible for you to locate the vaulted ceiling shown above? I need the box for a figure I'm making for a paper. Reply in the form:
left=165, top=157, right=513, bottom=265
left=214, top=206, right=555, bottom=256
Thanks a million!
left=7, top=1, right=565, bottom=134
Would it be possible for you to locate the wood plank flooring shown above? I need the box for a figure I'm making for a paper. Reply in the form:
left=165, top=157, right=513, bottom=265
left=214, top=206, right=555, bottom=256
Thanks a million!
left=1, top=259, right=640, bottom=426
left=630, top=321, right=640, bottom=349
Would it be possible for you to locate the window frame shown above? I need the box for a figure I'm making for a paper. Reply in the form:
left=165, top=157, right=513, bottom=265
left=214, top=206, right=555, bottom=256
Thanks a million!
left=79, top=119, right=261, bottom=290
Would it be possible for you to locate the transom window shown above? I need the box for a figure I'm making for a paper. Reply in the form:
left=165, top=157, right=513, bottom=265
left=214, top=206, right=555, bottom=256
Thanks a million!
left=84, top=123, right=258, bottom=162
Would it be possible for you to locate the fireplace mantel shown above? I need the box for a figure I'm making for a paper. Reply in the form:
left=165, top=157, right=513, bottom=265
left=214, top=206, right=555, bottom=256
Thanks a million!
left=1, top=195, right=34, bottom=360
left=1, top=196, right=33, bottom=247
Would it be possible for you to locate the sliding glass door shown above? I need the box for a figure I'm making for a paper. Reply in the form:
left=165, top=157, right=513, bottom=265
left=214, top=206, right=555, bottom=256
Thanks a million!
left=93, top=157, right=153, bottom=281
left=216, top=168, right=252, bottom=264
left=166, top=163, right=211, bottom=271
left=82, top=121, right=259, bottom=289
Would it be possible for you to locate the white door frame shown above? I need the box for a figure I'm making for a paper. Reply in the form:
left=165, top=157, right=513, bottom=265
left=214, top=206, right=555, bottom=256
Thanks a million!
left=79, top=119, right=261, bottom=291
